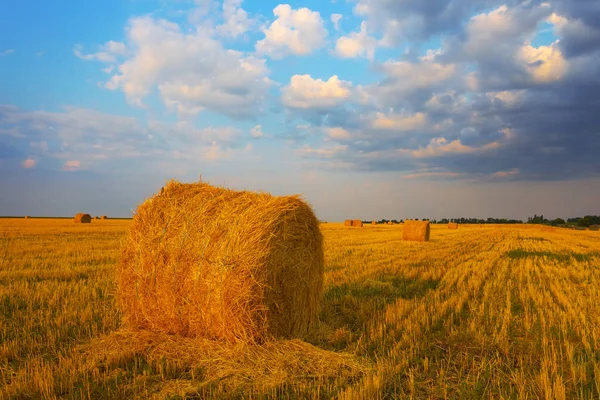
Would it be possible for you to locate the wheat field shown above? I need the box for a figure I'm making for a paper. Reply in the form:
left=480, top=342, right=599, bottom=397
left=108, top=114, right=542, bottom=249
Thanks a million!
left=1, top=219, right=599, bottom=399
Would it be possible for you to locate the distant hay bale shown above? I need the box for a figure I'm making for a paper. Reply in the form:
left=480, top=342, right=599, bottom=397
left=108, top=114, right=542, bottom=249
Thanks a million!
left=371, top=221, right=377, bottom=225
left=74, top=213, right=92, bottom=223
left=118, top=180, right=324, bottom=343
left=403, top=220, right=430, bottom=242
left=448, top=222, right=458, bottom=229
left=100, top=216, right=107, bottom=220
left=387, top=221, right=393, bottom=225
left=344, top=220, right=352, bottom=226
left=24, top=216, right=29, bottom=219
left=352, top=220, right=363, bottom=227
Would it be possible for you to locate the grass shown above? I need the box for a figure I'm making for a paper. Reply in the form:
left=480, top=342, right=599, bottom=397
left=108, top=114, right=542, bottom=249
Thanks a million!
left=1, top=220, right=600, bottom=398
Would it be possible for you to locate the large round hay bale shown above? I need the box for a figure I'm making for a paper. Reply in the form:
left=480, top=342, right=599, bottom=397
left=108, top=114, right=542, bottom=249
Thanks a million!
left=344, top=220, right=352, bottom=226
left=352, top=220, right=363, bottom=227
left=74, top=213, right=92, bottom=223
left=118, top=180, right=324, bottom=343
left=403, top=220, right=430, bottom=242
left=448, top=222, right=458, bottom=229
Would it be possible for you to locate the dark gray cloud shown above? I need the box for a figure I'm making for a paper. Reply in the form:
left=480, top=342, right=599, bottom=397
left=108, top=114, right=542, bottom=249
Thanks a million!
left=294, top=1, right=600, bottom=182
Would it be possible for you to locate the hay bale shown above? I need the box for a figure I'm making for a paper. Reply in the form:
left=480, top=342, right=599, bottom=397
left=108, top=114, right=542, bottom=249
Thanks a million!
left=448, top=222, right=458, bottom=229
left=352, top=220, right=363, bottom=227
left=118, top=180, right=324, bottom=343
left=387, top=221, right=393, bottom=225
left=100, top=215, right=107, bottom=220
left=371, top=221, right=377, bottom=225
left=402, top=220, right=430, bottom=242
left=344, top=220, right=352, bottom=226
left=74, top=213, right=92, bottom=223
left=24, top=216, right=29, bottom=219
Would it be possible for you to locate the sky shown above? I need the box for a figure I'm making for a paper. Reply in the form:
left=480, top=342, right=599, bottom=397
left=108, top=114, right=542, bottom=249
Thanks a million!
left=1, top=0, right=599, bottom=221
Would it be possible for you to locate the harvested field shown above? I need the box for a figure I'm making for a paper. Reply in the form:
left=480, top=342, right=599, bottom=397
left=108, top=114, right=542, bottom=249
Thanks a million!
left=2, top=219, right=600, bottom=399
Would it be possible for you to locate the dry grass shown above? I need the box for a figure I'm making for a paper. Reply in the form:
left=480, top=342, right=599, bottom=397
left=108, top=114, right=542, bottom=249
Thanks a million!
left=403, top=220, right=430, bottom=242
left=118, top=180, right=324, bottom=343
left=2, top=219, right=600, bottom=399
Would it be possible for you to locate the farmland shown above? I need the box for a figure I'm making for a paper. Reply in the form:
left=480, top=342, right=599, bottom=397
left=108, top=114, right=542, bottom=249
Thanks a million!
left=1, top=219, right=600, bottom=399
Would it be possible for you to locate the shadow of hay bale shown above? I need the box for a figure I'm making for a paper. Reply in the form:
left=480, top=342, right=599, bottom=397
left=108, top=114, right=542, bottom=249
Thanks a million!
left=76, top=330, right=367, bottom=397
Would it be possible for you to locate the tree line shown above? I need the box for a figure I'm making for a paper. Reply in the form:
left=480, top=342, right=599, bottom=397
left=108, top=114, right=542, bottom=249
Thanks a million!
left=362, top=215, right=599, bottom=227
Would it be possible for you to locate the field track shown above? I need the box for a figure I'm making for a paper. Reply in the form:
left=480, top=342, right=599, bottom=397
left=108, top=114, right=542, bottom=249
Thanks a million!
left=1, top=219, right=600, bottom=399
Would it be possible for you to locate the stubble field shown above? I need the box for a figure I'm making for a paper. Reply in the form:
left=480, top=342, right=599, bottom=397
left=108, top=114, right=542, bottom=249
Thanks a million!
left=1, top=219, right=599, bottom=399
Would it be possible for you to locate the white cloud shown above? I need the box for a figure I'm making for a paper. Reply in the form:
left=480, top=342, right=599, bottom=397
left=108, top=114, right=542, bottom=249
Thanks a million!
left=411, top=137, right=500, bottom=158
left=62, top=160, right=81, bottom=171
left=334, top=21, right=377, bottom=61
left=518, top=42, right=568, bottom=83
left=216, top=0, right=253, bottom=38
left=0, top=49, right=15, bottom=56
left=403, top=170, right=463, bottom=179
left=381, top=61, right=456, bottom=88
left=372, top=112, right=426, bottom=131
left=296, top=144, right=348, bottom=158
left=74, top=41, right=127, bottom=63
left=96, top=16, right=272, bottom=117
left=492, top=168, right=519, bottom=178
left=281, top=74, right=352, bottom=109
left=487, top=90, right=526, bottom=105
left=1, top=105, right=248, bottom=172
left=255, top=4, right=327, bottom=58
left=250, top=124, right=264, bottom=138
left=331, top=14, right=342, bottom=31
left=21, top=158, right=36, bottom=169
left=325, top=127, right=350, bottom=139
left=361, top=60, right=458, bottom=109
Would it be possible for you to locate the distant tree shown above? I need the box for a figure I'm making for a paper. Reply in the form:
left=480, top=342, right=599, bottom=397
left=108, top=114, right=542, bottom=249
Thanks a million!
left=550, top=218, right=565, bottom=226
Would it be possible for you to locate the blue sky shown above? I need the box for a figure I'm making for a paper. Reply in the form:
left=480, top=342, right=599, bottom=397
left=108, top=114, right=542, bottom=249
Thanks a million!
left=1, top=0, right=599, bottom=220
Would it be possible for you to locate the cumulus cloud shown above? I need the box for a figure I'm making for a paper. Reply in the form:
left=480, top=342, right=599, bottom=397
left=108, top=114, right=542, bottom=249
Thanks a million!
left=79, top=16, right=272, bottom=118
left=21, top=158, right=35, bottom=168
left=50, top=1, right=600, bottom=182
left=281, top=74, right=352, bottom=110
left=518, top=42, right=568, bottom=83
left=255, top=4, right=327, bottom=58
left=350, top=0, right=507, bottom=46
left=215, top=0, right=253, bottom=38
left=334, top=21, right=378, bottom=60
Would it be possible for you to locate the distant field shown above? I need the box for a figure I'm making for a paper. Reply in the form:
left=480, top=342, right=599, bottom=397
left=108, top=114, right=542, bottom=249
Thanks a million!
left=1, top=219, right=600, bottom=399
